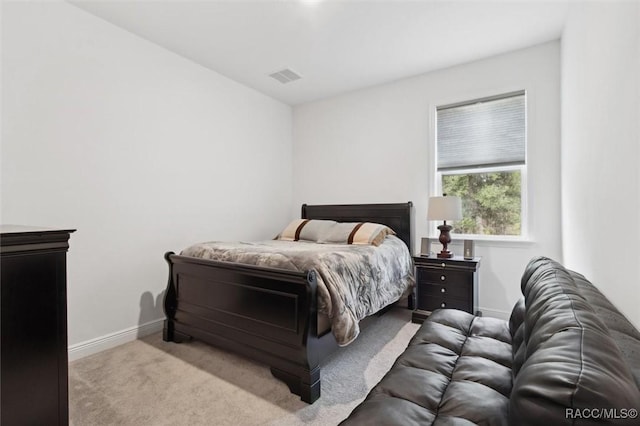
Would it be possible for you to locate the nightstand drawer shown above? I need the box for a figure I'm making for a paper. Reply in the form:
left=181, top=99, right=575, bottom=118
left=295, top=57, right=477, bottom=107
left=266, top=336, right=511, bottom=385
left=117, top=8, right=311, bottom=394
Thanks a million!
left=418, top=295, right=470, bottom=312
left=419, top=282, right=469, bottom=299
left=419, top=269, right=469, bottom=286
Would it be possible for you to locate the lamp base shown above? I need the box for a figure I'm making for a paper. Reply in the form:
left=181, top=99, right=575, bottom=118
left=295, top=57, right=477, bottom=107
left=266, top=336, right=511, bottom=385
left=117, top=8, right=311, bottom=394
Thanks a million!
left=437, top=250, right=454, bottom=259
left=437, top=223, right=454, bottom=259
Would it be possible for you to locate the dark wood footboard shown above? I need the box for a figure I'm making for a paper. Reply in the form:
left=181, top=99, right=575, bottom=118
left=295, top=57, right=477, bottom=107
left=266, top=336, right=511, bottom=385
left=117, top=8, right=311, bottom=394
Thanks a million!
left=163, top=252, right=338, bottom=403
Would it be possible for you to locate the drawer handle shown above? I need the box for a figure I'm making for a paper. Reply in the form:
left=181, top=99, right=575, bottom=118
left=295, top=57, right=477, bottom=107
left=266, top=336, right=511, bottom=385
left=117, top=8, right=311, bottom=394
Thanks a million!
left=440, top=275, right=446, bottom=281
left=441, top=288, right=446, bottom=293
left=441, top=302, right=446, bottom=308
left=441, top=263, right=446, bottom=268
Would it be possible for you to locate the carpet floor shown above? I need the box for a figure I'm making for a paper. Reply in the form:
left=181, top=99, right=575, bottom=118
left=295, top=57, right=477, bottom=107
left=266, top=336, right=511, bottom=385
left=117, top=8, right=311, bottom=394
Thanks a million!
left=69, top=306, right=419, bottom=426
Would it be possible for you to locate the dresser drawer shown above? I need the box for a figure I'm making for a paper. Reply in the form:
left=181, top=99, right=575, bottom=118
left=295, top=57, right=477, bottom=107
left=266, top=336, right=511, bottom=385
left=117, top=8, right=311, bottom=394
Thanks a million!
left=419, top=282, right=469, bottom=299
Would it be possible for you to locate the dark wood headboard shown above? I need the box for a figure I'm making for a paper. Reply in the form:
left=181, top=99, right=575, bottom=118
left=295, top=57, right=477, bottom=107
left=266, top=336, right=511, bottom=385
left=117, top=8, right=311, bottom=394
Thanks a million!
left=301, top=202, right=413, bottom=253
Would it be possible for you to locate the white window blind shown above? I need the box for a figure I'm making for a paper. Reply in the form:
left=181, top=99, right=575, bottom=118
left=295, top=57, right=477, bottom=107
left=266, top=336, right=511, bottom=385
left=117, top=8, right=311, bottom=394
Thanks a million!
left=437, top=91, right=526, bottom=171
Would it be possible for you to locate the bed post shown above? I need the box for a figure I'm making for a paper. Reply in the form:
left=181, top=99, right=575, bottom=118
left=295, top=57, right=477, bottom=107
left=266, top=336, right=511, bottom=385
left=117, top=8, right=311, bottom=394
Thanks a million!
left=163, top=252, right=192, bottom=343
left=269, top=269, right=324, bottom=403
left=408, top=287, right=416, bottom=310
left=162, top=252, right=176, bottom=342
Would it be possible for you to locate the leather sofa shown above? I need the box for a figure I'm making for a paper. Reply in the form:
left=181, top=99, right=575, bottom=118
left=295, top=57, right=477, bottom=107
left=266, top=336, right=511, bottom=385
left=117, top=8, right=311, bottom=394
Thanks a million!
left=341, top=256, right=640, bottom=425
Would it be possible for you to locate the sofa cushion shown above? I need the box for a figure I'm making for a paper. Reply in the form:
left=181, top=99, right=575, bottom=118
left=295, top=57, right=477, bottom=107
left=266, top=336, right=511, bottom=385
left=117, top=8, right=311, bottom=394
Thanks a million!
left=341, top=309, right=512, bottom=425
left=510, top=257, right=640, bottom=425
left=508, top=297, right=526, bottom=376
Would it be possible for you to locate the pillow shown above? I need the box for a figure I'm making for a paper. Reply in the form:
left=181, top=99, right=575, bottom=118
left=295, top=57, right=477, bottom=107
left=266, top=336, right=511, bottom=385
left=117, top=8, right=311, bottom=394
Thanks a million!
left=321, top=222, right=396, bottom=246
left=276, top=219, right=337, bottom=241
left=297, top=219, right=337, bottom=241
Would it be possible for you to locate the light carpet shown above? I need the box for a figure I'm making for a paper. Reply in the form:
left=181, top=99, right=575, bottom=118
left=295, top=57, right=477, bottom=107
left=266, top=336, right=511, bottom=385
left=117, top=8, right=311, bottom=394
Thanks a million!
left=69, top=306, right=420, bottom=426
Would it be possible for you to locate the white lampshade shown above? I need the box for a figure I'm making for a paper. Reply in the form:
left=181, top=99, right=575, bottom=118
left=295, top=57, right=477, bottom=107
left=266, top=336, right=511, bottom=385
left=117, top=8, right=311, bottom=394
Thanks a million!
left=427, top=196, right=462, bottom=221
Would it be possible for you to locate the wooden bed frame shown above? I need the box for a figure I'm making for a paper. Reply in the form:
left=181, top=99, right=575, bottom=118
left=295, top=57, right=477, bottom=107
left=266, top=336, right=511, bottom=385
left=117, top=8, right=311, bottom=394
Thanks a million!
left=163, top=202, right=414, bottom=403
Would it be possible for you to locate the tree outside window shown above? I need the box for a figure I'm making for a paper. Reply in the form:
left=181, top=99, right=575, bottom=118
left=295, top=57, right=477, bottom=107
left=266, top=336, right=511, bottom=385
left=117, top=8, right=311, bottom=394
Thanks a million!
left=442, top=170, right=521, bottom=236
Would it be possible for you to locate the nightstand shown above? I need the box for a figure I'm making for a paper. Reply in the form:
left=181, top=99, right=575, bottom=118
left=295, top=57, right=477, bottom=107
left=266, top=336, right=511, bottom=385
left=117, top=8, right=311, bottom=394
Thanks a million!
left=411, top=255, right=480, bottom=324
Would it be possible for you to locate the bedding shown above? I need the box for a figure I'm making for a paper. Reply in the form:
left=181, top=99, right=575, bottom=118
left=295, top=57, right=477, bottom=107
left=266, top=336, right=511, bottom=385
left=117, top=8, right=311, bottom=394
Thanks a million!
left=181, top=235, right=414, bottom=346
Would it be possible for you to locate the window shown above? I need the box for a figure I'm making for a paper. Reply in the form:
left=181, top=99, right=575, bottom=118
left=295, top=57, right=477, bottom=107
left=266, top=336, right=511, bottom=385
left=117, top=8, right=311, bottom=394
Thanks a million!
left=435, top=91, right=526, bottom=237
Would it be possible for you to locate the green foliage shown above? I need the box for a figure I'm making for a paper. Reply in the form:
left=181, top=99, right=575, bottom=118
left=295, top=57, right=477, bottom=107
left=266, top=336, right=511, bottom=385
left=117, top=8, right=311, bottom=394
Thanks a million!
left=442, top=171, right=521, bottom=236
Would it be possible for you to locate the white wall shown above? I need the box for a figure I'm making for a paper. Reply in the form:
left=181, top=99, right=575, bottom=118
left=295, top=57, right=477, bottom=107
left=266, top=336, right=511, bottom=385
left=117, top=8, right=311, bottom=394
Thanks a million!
left=561, top=1, right=640, bottom=327
left=1, top=1, right=292, bottom=355
left=293, top=42, right=562, bottom=318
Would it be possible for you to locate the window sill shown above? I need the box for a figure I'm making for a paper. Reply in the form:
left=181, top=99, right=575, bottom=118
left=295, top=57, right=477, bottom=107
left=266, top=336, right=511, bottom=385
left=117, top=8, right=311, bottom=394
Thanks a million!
left=427, top=235, right=536, bottom=248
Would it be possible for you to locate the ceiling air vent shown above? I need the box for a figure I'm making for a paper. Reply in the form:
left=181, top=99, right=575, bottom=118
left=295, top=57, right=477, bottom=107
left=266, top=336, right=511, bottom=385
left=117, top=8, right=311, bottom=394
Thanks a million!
left=269, top=68, right=302, bottom=84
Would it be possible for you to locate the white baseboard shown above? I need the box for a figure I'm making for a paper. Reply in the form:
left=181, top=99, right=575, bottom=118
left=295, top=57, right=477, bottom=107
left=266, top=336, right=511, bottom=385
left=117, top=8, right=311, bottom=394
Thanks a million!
left=68, top=318, right=164, bottom=362
left=68, top=308, right=510, bottom=361
left=478, top=307, right=511, bottom=320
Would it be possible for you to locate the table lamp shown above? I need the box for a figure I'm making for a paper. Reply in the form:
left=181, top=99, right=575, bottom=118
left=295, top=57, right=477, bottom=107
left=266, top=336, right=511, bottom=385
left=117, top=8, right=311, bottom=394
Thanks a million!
left=427, top=195, right=462, bottom=258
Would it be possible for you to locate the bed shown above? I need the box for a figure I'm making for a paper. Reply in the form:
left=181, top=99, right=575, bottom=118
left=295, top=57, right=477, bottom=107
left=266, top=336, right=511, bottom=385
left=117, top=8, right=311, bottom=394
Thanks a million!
left=162, top=202, right=414, bottom=403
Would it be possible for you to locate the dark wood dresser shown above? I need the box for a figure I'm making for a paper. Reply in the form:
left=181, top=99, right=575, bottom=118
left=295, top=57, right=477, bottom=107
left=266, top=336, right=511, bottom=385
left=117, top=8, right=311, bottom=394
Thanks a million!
left=1, top=226, right=75, bottom=426
left=412, top=255, right=480, bottom=324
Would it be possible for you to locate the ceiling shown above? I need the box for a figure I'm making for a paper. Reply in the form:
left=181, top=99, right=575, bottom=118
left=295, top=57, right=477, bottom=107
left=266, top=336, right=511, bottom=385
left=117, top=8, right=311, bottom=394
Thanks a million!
left=70, top=1, right=571, bottom=105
